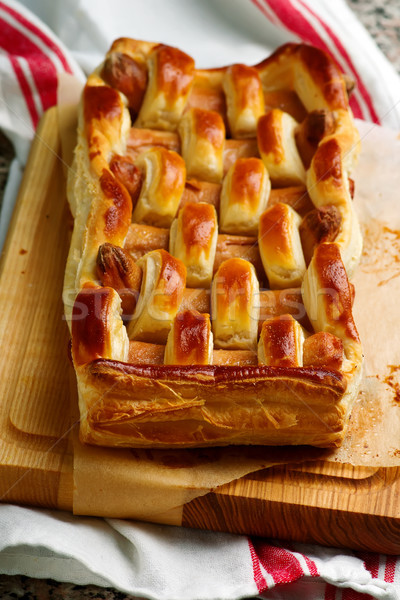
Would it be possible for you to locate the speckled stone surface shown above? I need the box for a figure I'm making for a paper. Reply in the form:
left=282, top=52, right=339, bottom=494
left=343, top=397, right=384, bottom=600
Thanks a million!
left=0, top=575, right=141, bottom=600
left=0, top=2, right=399, bottom=599
left=347, top=0, right=400, bottom=73
left=0, top=132, right=14, bottom=209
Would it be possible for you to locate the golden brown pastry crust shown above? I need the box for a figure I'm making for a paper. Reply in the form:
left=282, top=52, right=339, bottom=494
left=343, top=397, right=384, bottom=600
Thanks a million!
left=303, top=331, right=344, bottom=371
left=164, top=310, right=213, bottom=365
left=127, top=249, right=187, bottom=344
left=258, top=315, right=304, bottom=367
left=219, top=157, right=270, bottom=236
left=178, top=108, right=225, bottom=183
left=299, top=205, right=342, bottom=265
left=169, top=202, right=218, bottom=288
left=77, top=361, right=348, bottom=448
left=65, top=38, right=364, bottom=449
left=258, top=202, right=306, bottom=289
left=257, top=109, right=306, bottom=186
left=131, top=146, right=186, bottom=227
left=223, top=64, right=265, bottom=138
left=135, top=44, right=195, bottom=131
left=211, top=258, right=260, bottom=351
left=72, top=285, right=129, bottom=367
left=96, top=243, right=142, bottom=318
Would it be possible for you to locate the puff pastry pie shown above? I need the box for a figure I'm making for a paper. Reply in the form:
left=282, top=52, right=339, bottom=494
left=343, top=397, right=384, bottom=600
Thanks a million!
left=64, top=38, right=363, bottom=448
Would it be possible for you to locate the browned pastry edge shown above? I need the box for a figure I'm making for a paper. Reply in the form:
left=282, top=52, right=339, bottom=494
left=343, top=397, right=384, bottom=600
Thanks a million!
left=81, top=85, right=133, bottom=247
left=105, top=39, right=348, bottom=114
left=96, top=243, right=142, bottom=317
left=101, top=52, right=148, bottom=118
left=110, top=154, right=142, bottom=204
left=77, top=359, right=349, bottom=448
left=295, top=109, right=336, bottom=169
left=254, top=43, right=348, bottom=111
left=86, top=359, right=345, bottom=388
left=314, top=242, right=360, bottom=345
left=165, top=309, right=212, bottom=365
left=299, top=205, right=342, bottom=265
left=303, top=331, right=344, bottom=371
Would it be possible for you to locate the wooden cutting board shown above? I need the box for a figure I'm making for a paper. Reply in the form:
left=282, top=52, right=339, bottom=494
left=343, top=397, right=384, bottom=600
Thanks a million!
left=0, top=107, right=399, bottom=554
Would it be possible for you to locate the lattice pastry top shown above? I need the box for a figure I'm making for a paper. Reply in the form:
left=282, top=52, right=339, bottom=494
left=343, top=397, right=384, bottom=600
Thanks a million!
left=64, top=38, right=363, bottom=448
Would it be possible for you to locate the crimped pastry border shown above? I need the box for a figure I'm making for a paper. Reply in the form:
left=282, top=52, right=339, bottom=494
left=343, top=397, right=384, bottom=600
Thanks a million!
left=77, top=361, right=353, bottom=448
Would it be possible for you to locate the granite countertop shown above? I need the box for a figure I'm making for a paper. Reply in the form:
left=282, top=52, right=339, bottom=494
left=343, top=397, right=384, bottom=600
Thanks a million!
left=0, top=132, right=14, bottom=210
left=0, top=1, right=399, bottom=599
left=348, top=0, right=400, bottom=70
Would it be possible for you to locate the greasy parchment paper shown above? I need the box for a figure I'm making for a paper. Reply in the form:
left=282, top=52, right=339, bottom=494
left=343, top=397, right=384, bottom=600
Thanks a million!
left=329, top=120, right=400, bottom=466
left=57, top=76, right=400, bottom=520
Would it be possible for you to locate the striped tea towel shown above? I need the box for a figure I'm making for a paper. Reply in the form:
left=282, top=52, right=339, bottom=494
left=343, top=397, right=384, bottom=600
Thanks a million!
left=0, top=1, right=399, bottom=599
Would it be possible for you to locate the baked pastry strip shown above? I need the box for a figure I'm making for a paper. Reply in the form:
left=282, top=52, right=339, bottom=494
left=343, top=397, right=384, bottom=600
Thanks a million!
left=307, top=137, right=362, bottom=277
left=95, top=248, right=308, bottom=328
left=302, top=242, right=361, bottom=366
left=164, top=310, right=213, bottom=365
left=124, top=223, right=264, bottom=279
left=219, top=157, right=270, bottom=236
left=124, top=199, right=309, bottom=274
left=135, top=44, right=195, bottom=131
left=256, top=43, right=362, bottom=275
left=259, top=202, right=306, bottom=289
left=127, top=128, right=259, bottom=176
left=303, top=331, right=345, bottom=371
left=258, top=314, right=304, bottom=367
left=169, top=202, right=218, bottom=287
left=131, top=147, right=186, bottom=227
left=301, top=242, right=363, bottom=439
left=257, top=109, right=306, bottom=186
left=64, top=76, right=133, bottom=325
left=128, top=341, right=257, bottom=366
left=127, top=329, right=345, bottom=370
left=211, top=258, right=260, bottom=350
left=178, top=108, right=226, bottom=183
left=127, top=249, right=186, bottom=344
left=125, top=125, right=315, bottom=213
left=222, top=63, right=265, bottom=138
left=72, top=285, right=129, bottom=367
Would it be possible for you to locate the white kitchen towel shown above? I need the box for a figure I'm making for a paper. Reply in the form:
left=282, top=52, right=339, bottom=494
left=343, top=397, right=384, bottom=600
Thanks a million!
left=1, top=1, right=400, bottom=599
left=0, top=505, right=399, bottom=600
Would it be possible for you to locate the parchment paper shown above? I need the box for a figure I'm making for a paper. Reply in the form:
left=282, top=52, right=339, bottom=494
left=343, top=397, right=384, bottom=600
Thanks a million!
left=58, top=79, right=400, bottom=519
left=328, top=120, right=400, bottom=466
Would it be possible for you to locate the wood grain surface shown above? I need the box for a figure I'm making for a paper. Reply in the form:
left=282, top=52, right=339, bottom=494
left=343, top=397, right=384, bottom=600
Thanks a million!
left=0, top=107, right=399, bottom=554
left=0, top=106, right=73, bottom=510
left=183, top=464, right=400, bottom=553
